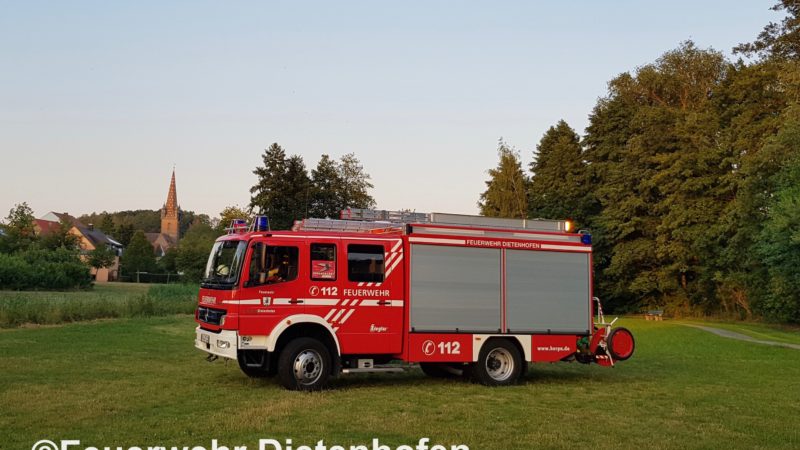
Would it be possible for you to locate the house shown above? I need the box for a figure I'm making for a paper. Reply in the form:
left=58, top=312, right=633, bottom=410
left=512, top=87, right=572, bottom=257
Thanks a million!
left=37, top=212, right=123, bottom=282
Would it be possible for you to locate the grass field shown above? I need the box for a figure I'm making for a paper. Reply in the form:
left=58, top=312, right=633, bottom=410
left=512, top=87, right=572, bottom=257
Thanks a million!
left=0, top=283, right=197, bottom=328
left=1, top=315, right=799, bottom=450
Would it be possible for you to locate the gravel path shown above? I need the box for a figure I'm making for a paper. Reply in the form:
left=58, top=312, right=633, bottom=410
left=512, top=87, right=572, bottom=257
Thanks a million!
left=685, top=324, right=800, bottom=350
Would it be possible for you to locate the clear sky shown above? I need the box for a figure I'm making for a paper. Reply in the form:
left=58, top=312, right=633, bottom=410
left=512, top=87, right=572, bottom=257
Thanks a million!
left=0, top=1, right=781, bottom=220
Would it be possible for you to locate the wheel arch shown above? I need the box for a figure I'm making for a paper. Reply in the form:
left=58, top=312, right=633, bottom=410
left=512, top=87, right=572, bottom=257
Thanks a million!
left=472, top=334, right=530, bottom=362
left=267, top=315, right=341, bottom=374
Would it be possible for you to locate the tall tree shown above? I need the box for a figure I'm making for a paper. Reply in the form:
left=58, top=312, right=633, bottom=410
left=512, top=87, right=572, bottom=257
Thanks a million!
left=479, top=141, right=529, bottom=219
left=122, top=230, right=156, bottom=275
left=755, top=106, right=800, bottom=322
left=115, top=223, right=135, bottom=247
left=734, top=0, right=800, bottom=61
left=528, top=120, right=593, bottom=226
left=337, top=153, right=376, bottom=210
left=249, top=143, right=292, bottom=229
left=309, top=154, right=342, bottom=218
left=584, top=41, right=729, bottom=312
left=285, top=155, right=312, bottom=226
left=99, top=214, right=115, bottom=235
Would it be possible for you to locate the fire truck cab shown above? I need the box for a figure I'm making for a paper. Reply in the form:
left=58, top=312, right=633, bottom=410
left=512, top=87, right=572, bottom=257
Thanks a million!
left=195, top=210, right=634, bottom=390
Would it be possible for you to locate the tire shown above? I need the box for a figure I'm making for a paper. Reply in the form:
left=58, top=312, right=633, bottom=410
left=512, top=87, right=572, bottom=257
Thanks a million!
left=237, top=350, right=275, bottom=378
left=277, top=337, right=331, bottom=391
left=420, top=362, right=463, bottom=378
left=471, top=339, right=523, bottom=386
left=607, top=327, right=635, bottom=361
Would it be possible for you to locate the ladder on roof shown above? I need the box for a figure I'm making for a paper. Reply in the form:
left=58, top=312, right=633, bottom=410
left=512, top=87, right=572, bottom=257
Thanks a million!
left=292, top=218, right=404, bottom=234
left=340, top=208, right=430, bottom=223
left=341, top=208, right=570, bottom=232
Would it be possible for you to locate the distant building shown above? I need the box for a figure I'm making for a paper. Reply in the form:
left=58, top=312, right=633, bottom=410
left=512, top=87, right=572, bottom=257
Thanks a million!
left=36, top=212, right=123, bottom=282
left=146, top=169, right=182, bottom=257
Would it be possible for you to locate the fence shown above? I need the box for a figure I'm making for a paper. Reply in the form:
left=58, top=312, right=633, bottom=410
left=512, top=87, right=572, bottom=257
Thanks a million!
left=117, top=272, right=188, bottom=284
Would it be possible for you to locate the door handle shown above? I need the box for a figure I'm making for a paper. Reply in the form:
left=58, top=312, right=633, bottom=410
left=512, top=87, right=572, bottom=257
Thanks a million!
left=288, top=299, right=304, bottom=304
left=377, top=300, right=391, bottom=306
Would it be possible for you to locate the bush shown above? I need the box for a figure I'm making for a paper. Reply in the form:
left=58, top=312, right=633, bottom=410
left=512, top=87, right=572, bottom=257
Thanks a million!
left=0, top=247, right=91, bottom=290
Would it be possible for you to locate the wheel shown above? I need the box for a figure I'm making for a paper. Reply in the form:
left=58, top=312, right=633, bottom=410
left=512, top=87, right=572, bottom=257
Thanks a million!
left=277, top=337, right=331, bottom=391
left=471, top=339, right=523, bottom=386
left=237, top=350, right=275, bottom=378
left=607, top=327, right=635, bottom=361
left=420, top=362, right=464, bottom=378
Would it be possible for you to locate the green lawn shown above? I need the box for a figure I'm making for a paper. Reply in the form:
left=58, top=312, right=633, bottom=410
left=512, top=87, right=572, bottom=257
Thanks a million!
left=1, top=317, right=799, bottom=450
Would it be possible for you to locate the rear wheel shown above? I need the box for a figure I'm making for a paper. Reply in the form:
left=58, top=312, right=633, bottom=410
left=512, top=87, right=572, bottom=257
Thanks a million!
left=607, top=327, right=635, bottom=361
left=471, top=339, right=523, bottom=386
left=277, top=337, right=331, bottom=391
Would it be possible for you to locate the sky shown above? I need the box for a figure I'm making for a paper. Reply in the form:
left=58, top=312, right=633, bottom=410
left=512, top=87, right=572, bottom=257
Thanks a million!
left=0, top=1, right=783, bottom=221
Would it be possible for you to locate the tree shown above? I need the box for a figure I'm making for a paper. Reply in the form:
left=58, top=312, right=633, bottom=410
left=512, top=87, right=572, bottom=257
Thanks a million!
left=528, top=120, right=594, bottom=226
left=115, top=223, right=135, bottom=247
left=176, top=222, right=218, bottom=281
left=755, top=106, right=800, bottom=323
left=734, top=0, right=800, bottom=61
left=158, top=247, right=178, bottom=273
left=249, top=143, right=292, bottom=229
left=337, top=153, right=376, bottom=210
left=87, top=245, right=116, bottom=271
left=180, top=211, right=211, bottom=237
left=122, top=230, right=156, bottom=276
left=285, top=155, right=312, bottom=225
left=0, top=202, right=37, bottom=253
left=583, top=41, right=729, bottom=312
left=309, top=154, right=342, bottom=218
left=99, top=214, right=115, bottom=235
left=478, top=140, right=529, bottom=219
left=216, top=205, right=250, bottom=234
left=39, top=219, right=80, bottom=251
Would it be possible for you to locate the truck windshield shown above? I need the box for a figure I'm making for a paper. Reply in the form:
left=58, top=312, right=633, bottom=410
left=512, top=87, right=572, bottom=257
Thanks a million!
left=202, top=240, right=247, bottom=289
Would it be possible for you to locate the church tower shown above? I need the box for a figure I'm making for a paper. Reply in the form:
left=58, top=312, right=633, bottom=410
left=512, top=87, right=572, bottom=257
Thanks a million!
left=160, top=169, right=181, bottom=242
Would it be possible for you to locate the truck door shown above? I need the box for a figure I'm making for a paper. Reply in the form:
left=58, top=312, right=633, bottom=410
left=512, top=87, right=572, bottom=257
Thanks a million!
left=237, top=238, right=306, bottom=336
left=337, top=239, right=404, bottom=354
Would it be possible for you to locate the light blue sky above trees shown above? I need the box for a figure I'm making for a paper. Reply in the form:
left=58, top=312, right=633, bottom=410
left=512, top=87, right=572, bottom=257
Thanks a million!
left=0, top=1, right=780, bottom=218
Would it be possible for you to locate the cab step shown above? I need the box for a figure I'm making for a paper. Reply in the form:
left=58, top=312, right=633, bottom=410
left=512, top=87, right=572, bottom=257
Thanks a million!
left=341, top=366, right=405, bottom=374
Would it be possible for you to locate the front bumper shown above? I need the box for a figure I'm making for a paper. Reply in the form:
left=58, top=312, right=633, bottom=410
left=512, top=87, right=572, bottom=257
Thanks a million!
left=195, top=326, right=238, bottom=360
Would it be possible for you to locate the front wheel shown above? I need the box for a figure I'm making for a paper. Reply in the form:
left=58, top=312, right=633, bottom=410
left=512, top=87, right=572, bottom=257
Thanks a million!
left=471, top=339, right=523, bottom=386
left=277, top=337, right=331, bottom=391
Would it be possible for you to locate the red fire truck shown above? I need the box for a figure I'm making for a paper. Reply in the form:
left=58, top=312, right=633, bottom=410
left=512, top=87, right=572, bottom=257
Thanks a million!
left=195, top=209, right=634, bottom=390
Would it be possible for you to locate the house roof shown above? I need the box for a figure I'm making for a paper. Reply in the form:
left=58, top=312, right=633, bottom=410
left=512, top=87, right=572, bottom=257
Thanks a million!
left=77, top=225, right=122, bottom=249
left=34, top=219, right=62, bottom=235
left=38, top=212, right=122, bottom=248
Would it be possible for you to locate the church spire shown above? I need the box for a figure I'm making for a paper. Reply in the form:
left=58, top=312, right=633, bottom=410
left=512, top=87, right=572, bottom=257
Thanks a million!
left=165, top=168, right=178, bottom=215
left=160, top=168, right=180, bottom=242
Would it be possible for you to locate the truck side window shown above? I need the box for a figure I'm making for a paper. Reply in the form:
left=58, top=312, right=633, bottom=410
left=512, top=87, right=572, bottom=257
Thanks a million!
left=248, top=243, right=299, bottom=286
left=311, top=243, right=336, bottom=281
left=347, top=244, right=384, bottom=283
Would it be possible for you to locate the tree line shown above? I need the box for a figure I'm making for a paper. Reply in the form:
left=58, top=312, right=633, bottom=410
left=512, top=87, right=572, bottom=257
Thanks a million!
left=0, top=145, right=376, bottom=288
left=480, top=1, right=800, bottom=322
left=248, top=143, right=375, bottom=230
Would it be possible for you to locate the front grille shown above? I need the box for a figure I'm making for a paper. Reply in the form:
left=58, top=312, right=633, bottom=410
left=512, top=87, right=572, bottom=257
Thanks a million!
left=197, top=306, right=226, bottom=325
